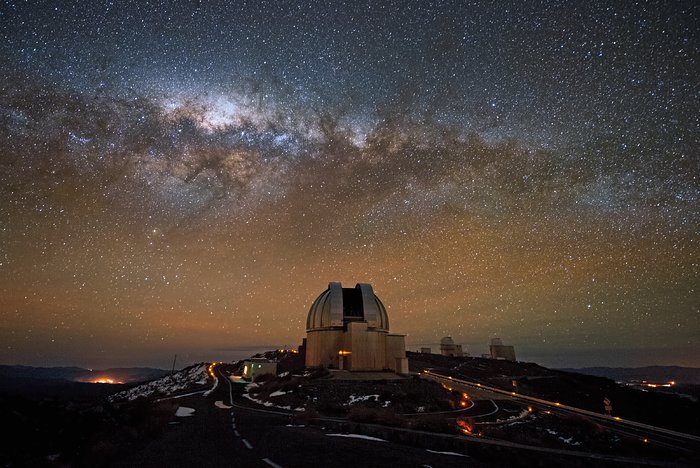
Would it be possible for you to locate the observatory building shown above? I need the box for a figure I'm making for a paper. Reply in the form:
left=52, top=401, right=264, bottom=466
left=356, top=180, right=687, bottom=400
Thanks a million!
left=305, top=282, right=408, bottom=373
left=489, top=337, right=516, bottom=361
left=440, top=336, right=464, bottom=357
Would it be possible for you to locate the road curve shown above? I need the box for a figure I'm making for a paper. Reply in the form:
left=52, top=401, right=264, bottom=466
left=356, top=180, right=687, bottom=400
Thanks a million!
left=421, top=370, right=700, bottom=452
left=216, top=366, right=688, bottom=467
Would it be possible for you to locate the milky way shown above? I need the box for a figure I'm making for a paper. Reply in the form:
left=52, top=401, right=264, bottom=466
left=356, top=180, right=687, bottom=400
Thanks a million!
left=0, top=1, right=697, bottom=368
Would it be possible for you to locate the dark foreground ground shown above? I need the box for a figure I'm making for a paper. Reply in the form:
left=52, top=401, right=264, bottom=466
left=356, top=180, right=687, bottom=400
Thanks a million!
left=115, top=365, right=692, bottom=468
left=3, top=358, right=699, bottom=467
left=114, top=367, right=488, bottom=468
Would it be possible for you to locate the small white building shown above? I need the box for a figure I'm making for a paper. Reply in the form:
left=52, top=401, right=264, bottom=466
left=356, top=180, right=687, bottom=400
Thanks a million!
left=242, top=359, right=277, bottom=381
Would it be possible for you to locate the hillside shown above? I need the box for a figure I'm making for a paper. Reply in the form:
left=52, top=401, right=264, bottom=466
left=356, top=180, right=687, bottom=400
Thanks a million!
left=407, top=352, right=700, bottom=435
left=0, top=365, right=169, bottom=383
left=558, top=366, right=700, bottom=384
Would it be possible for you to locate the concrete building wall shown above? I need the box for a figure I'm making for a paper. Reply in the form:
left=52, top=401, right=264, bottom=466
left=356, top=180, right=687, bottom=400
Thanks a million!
left=395, top=357, right=409, bottom=374
left=346, top=322, right=386, bottom=370
left=306, top=324, right=407, bottom=371
left=385, top=334, right=406, bottom=371
left=306, top=329, right=344, bottom=368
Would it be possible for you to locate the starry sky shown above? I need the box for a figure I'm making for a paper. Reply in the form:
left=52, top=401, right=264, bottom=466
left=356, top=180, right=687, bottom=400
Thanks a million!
left=1, top=0, right=698, bottom=369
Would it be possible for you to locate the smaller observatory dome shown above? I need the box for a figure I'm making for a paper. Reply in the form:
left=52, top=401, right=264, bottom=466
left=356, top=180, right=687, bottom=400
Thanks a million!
left=306, top=282, right=389, bottom=332
left=440, top=336, right=455, bottom=346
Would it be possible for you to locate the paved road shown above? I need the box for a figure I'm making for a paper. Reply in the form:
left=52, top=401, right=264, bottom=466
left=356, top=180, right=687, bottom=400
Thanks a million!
left=113, top=380, right=263, bottom=467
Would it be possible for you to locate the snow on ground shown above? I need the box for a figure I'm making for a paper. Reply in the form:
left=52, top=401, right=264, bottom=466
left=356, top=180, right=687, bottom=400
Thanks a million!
left=326, top=433, right=386, bottom=442
left=108, top=364, right=210, bottom=402
left=426, top=449, right=468, bottom=457
left=546, top=428, right=581, bottom=445
left=214, top=400, right=232, bottom=409
left=203, top=374, right=219, bottom=396
left=175, top=406, right=195, bottom=417
left=347, top=394, right=379, bottom=405
left=559, top=436, right=581, bottom=445
left=269, top=390, right=287, bottom=397
left=243, top=392, right=304, bottom=411
left=494, top=409, right=530, bottom=423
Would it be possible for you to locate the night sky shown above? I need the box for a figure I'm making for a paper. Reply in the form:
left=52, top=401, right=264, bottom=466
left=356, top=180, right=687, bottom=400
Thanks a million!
left=1, top=1, right=697, bottom=369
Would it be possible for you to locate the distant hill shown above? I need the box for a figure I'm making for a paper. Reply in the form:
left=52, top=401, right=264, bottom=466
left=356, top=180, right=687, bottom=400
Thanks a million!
left=0, top=365, right=169, bottom=383
left=558, top=366, right=700, bottom=385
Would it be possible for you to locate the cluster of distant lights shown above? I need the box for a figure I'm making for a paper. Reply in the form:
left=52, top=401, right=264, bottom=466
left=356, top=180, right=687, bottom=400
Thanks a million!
left=621, top=380, right=677, bottom=389
left=641, top=381, right=676, bottom=388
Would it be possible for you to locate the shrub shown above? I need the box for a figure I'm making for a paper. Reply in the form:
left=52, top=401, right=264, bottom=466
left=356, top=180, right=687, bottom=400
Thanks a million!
left=316, top=397, right=345, bottom=415
left=307, top=366, right=330, bottom=379
left=253, top=373, right=275, bottom=383
left=291, top=407, right=319, bottom=426
left=410, top=414, right=457, bottom=434
left=347, top=405, right=404, bottom=427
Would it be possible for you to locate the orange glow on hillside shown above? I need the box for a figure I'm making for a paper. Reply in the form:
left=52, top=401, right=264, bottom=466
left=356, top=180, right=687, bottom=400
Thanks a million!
left=91, top=377, right=124, bottom=384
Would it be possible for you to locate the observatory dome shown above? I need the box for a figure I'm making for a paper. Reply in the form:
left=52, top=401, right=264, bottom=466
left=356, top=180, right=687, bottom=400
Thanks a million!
left=306, top=282, right=389, bottom=332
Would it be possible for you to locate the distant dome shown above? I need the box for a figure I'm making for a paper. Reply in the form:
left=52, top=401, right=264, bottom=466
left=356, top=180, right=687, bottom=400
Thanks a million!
left=440, top=336, right=455, bottom=345
left=306, top=282, right=389, bottom=332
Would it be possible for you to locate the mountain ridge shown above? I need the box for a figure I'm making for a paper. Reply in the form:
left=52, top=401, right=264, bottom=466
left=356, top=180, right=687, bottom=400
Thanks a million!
left=558, top=365, right=700, bottom=384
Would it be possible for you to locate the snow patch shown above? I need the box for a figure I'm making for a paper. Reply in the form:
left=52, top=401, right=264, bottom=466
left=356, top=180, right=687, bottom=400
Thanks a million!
left=426, top=449, right=468, bottom=457
left=495, top=409, right=530, bottom=423
left=215, top=400, right=232, bottom=409
left=326, top=433, right=386, bottom=442
left=347, top=394, right=379, bottom=405
left=243, top=392, right=304, bottom=411
left=545, top=428, right=580, bottom=445
left=559, top=436, right=581, bottom=445
left=203, top=374, right=219, bottom=396
left=175, top=406, right=195, bottom=417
